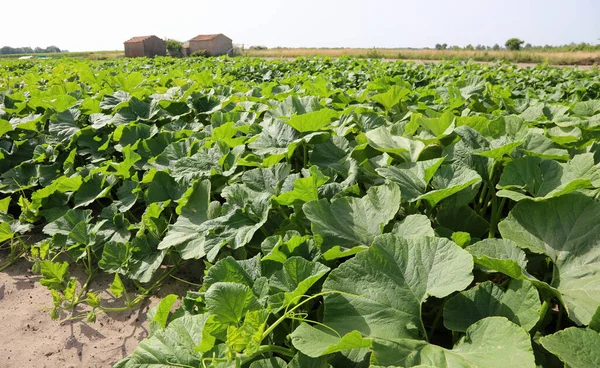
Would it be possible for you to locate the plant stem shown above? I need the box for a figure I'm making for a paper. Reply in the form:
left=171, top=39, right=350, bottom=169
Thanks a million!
left=99, top=264, right=178, bottom=313
left=101, top=296, right=145, bottom=312
left=255, top=345, right=295, bottom=359
left=240, top=345, right=295, bottom=365
left=480, top=191, right=493, bottom=218
left=533, top=299, right=552, bottom=334
left=277, top=206, right=289, bottom=220
left=488, top=196, right=506, bottom=238
left=261, top=292, right=334, bottom=341
left=303, top=142, right=308, bottom=169
left=428, top=306, right=444, bottom=341
left=69, top=271, right=94, bottom=308
left=0, top=249, right=27, bottom=272
left=556, top=303, right=564, bottom=332
left=476, top=182, right=488, bottom=212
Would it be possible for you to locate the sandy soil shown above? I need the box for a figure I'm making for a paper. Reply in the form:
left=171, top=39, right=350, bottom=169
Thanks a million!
left=0, top=259, right=190, bottom=368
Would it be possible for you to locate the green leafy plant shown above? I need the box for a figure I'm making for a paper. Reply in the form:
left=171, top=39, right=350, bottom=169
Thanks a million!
left=1, top=56, right=600, bottom=367
left=191, top=49, right=211, bottom=58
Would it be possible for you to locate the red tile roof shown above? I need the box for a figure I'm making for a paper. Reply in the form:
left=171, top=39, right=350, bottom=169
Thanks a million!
left=124, top=36, right=154, bottom=44
left=189, top=34, right=222, bottom=41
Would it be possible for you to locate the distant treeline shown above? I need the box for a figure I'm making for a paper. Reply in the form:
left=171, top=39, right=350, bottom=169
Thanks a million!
left=433, top=41, right=600, bottom=52
left=0, top=46, right=65, bottom=55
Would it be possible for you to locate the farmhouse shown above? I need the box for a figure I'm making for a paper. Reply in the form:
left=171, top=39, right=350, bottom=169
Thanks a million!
left=182, top=34, right=233, bottom=56
left=123, top=35, right=166, bottom=57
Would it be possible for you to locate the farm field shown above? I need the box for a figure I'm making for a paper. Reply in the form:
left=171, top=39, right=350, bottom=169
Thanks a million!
left=245, top=48, right=600, bottom=65
left=2, top=48, right=600, bottom=67
left=1, top=56, right=600, bottom=367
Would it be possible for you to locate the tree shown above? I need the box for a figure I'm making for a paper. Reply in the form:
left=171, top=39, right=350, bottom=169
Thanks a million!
left=505, top=38, right=524, bottom=51
left=166, top=39, right=183, bottom=57
left=492, top=44, right=501, bottom=51
left=0, top=46, right=16, bottom=54
left=166, top=39, right=182, bottom=51
left=465, top=44, right=474, bottom=50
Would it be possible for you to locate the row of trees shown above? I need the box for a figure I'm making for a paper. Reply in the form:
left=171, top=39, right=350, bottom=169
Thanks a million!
left=435, top=39, right=600, bottom=52
left=0, top=46, right=64, bottom=55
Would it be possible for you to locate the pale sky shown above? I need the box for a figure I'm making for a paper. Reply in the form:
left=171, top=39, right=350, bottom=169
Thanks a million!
left=2, top=0, right=599, bottom=51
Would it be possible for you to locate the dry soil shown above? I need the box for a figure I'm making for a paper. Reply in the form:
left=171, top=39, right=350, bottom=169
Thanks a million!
left=0, top=259, right=189, bottom=368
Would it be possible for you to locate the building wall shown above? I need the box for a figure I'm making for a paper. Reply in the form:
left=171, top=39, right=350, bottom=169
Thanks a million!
left=124, top=36, right=166, bottom=58
left=188, top=40, right=212, bottom=55
left=124, top=43, right=145, bottom=57
left=187, top=35, right=233, bottom=56
left=144, top=37, right=166, bottom=57
left=211, top=35, right=233, bottom=56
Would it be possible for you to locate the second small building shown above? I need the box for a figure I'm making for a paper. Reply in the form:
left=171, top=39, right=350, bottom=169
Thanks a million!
left=124, top=35, right=166, bottom=57
left=182, top=34, right=233, bottom=56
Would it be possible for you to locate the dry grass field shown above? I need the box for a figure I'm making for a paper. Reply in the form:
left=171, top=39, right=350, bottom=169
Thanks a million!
left=1, top=48, right=598, bottom=66
left=245, top=48, right=600, bottom=65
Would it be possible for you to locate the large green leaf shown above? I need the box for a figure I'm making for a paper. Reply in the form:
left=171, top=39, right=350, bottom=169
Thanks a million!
left=275, top=166, right=329, bottom=205
left=43, top=209, right=92, bottom=236
left=128, top=234, right=167, bottom=283
left=205, top=282, right=261, bottom=324
left=443, top=280, right=540, bottom=332
left=158, top=180, right=271, bottom=261
left=376, top=158, right=445, bottom=202
left=497, top=154, right=600, bottom=201
left=30, top=175, right=83, bottom=210
left=242, top=163, right=291, bottom=195
left=540, top=327, right=600, bottom=368
left=572, top=100, right=600, bottom=116
left=48, top=108, right=81, bottom=143
left=417, top=164, right=481, bottom=208
left=157, top=179, right=215, bottom=259
left=370, top=317, right=536, bottom=368
left=73, top=173, right=116, bottom=208
left=466, top=239, right=531, bottom=279
left=415, top=111, right=455, bottom=137
left=365, top=126, right=425, bottom=162
left=115, top=314, right=209, bottom=368
left=498, top=193, right=600, bottom=325
left=203, top=256, right=260, bottom=289
left=266, top=95, right=322, bottom=118
left=321, top=234, right=473, bottom=340
left=371, top=85, right=410, bottom=110
left=248, top=120, right=323, bottom=157
left=269, top=257, right=330, bottom=307
left=290, top=325, right=370, bottom=358
left=392, top=214, right=435, bottom=238
left=285, top=108, right=339, bottom=132
left=145, top=171, right=186, bottom=203
left=302, top=183, right=401, bottom=251
left=521, top=132, right=569, bottom=160
left=39, top=261, right=69, bottom=290
left=98, top=242, right=129, bottom=273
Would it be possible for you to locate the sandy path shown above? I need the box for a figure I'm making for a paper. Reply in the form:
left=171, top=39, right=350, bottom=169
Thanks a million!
left=0, top=259, right=189, bottom=368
